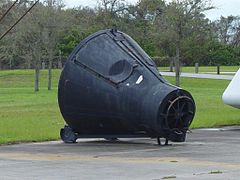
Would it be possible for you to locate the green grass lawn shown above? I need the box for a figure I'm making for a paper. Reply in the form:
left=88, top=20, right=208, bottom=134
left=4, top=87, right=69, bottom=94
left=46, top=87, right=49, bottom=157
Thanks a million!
left=159, top=66, right=239, bottom=74
left=0, top=70, right=63, bottom=144
left=0, top=69, right=240, bottom=144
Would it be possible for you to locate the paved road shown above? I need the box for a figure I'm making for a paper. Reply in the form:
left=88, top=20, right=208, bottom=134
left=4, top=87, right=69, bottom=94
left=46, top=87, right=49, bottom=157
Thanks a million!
left=160, top=72, right=234, bottom=80
left=0, top=127, right=240, bottom=179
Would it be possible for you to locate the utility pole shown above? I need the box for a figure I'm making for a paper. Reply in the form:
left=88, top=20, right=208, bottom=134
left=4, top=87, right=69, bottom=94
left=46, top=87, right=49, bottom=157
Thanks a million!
left=175, top=48, right=180, bottom=87
left=175, top=31, right=181, bottom=87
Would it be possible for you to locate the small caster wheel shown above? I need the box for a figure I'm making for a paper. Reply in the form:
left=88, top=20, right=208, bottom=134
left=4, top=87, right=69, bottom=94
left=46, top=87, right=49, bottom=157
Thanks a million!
left=60, top=125, right=77, bottom=143
left=157, top=137, right=169, bottom=146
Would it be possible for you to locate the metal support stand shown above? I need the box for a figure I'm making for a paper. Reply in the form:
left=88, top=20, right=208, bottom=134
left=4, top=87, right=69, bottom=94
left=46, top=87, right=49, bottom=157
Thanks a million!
left=165, top=139, right=169, bottom=145
left=157, top=137, right=161, bottom=145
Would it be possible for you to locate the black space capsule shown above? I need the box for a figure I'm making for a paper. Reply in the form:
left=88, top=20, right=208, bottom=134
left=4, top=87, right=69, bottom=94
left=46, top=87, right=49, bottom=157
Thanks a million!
left=58, top=29, right=196, bottom=144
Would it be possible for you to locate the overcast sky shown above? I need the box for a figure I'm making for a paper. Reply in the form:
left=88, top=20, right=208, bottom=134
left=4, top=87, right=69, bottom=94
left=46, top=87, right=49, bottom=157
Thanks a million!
left=64, top=0, right=240, bottom=21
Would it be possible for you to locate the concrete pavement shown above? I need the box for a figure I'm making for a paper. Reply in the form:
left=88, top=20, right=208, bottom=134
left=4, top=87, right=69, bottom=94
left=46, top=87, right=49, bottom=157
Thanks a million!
left=0, top=127, right=240, bottom=179
left=160, top=72, right=234, bottom=80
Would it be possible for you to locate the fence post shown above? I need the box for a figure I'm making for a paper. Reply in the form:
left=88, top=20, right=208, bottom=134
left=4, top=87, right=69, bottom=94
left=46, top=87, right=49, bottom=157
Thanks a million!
left=217, top=65, right=220, bottom=75
left=170, top=61, right=174, bottom=72
left=195, top=63, right=199, bottom=74
left=42, top=61, right=45, bottom=70
left=58, top=61, right=62, bottom=69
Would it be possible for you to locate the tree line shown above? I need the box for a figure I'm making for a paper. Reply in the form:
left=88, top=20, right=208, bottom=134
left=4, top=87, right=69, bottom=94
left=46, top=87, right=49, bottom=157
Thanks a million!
left=1, top=0, right=240, bottom=71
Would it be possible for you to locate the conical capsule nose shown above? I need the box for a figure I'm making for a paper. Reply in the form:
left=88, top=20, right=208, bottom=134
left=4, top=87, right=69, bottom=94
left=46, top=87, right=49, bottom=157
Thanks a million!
left=222, top=68, right=240, bottom=109
left=58, top=29, right=196, bottom=143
